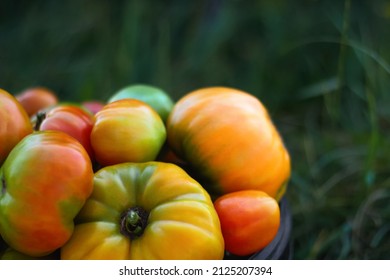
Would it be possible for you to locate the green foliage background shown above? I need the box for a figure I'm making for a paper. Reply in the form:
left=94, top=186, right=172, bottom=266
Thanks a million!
left=1, top=0, right=390, bottom=259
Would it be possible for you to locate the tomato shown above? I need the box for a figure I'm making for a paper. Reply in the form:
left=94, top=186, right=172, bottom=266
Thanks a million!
left=108, top=84, right=174, bottom=123
left=1, top=247, right=60, bottom=260
left=15, top=86, right=58, bottom=117
left=0, top=88, right=33, bottom=165
left=0, top=131, right=94, bottom=257
left=91, top=99, right=166, bottom=166
left=167, top=87, right=291, bottom=200
left=214, top=190, right=280, bottom=256
left=82, top=100, right=105, bottom=115
left=34, top=104, right=95, bottom=159
left=61, top=162, right=224, bottom=260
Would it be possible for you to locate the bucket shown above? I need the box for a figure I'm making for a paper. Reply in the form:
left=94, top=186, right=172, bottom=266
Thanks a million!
left=224, top=196, right=293, bottom=260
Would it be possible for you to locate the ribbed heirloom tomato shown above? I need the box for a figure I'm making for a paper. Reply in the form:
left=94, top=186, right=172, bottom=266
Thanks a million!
left=61, top=162, right=224, bottom=260
left=0, top=88, right=33, bottom=165
left=34, top=104, right=95, bottom=159
left=214, top=190, right=280, bottom=256
left=167, top=87, right=291, bottom=200
left=0, top=131, right=94, bottom=257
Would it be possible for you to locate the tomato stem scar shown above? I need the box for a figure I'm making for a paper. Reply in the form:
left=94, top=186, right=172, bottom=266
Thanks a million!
left=33, top=111, right=47, bottom=131
left=120, top=206, right=149, bottom=240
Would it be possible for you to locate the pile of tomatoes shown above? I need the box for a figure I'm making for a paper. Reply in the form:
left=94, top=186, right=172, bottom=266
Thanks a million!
left=0, top=84, right=291, bottom=260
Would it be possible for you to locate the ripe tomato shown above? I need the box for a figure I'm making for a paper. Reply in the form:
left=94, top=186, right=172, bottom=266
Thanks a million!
left=214, top=190, right=280, bottom=256
left=91, top=99, right=166, bottom=166
left=15, top=86, right=58, bottom=117
left=167, top=87, right=291, bottom=200
left=61, top=162, right=224, bottom=260
left=34, top=104, right=95, bottom=159
left=0, top=131, right=94, bottom=257
left=0, top=88, right=33, bottom=165
left=82, top=100, right=105, bottom=115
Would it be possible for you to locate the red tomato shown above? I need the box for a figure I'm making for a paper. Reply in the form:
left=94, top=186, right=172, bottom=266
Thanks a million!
left=34, top=105, right=95, bottom=159
left=0, top=131, right=94, bottom=257
left=82, top=100, right=105, bottom=115
left=213, top=190, right=280, bottom=256
left=15, top=87, right=58, bottom=117
left=0, top=88, right=33, bottom=165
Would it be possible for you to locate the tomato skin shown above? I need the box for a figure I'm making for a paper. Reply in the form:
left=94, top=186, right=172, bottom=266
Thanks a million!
left=0, top=88, right=33, bottom=165
left=91, top=99, right=166, bottom=166
left=214, top=190, right=280, bottom=256
left=167, top=87, right=291, bottom=200
left=0, top=131, right=94, bottom=257
left=35, top=104, right=95, bottom=159
left=82, top=100, right=105, bottom=115
left=61, top=162, right=224, bottom=260
left=1, top=247, right=60, bottom=260
left=108, top=84, right=174, bottom=123
left=15, top=87, right=58, bottom=117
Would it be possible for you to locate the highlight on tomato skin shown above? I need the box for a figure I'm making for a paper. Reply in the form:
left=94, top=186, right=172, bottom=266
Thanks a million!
left=213, top=190, right=281, bottom=257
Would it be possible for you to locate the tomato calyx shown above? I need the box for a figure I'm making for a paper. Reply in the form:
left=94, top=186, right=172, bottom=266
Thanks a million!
left=33, top=111, right=47, bottom=131
left=120, top=206, right=149, bottom=240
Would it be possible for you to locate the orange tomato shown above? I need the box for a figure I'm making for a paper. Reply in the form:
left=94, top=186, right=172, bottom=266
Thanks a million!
left=167, top=87, right=291, bottom=200
left=214, top=190, right=280, bottom=256
left=0, top=88, right=33, bottom=165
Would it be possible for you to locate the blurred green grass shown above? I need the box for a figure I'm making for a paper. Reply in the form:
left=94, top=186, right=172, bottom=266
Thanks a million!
left=1, top=0, right=390, bottom=259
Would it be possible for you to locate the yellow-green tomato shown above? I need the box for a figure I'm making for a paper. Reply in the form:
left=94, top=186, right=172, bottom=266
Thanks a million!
left=61, top=162, right=225, bottom=260
left=90, top=99, right=166, bottom=166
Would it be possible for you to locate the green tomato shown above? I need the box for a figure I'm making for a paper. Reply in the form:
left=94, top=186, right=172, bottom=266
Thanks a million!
left=108, top=84, right=174, bottom=122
